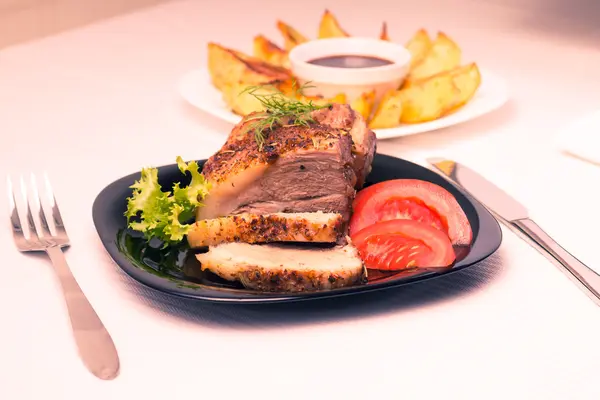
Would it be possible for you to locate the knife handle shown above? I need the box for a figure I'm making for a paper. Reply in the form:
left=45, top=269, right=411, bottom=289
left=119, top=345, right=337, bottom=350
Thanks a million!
left=513, top=218, right=600, bottom=303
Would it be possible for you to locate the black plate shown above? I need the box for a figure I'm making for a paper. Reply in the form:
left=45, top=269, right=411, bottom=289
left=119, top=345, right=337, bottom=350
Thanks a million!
left=92, top=154, right=502, bottom=303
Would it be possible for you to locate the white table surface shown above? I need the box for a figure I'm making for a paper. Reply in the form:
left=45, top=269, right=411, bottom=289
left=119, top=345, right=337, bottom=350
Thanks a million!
left=2, top=0, right=600, bottom=399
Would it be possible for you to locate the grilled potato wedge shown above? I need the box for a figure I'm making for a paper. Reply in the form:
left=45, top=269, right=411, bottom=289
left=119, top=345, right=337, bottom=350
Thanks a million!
left=276, top=20, right=309, bottom=51
left=207, top=42, right=291, bottom=91
left=405, top=29, right=433, bottom=68
left=351, top=90, right=376, bottom=121
left=404, top=32, right=461, bottom=85
left=318, top=9, right=349, bottom=38
left=443, top=63, right=481, bottom=112
left=379, top=22, right=390, bottom=41
left=398, top=62, right=480, bottom=123
left=221, top=82, right=274, bottom=116
left=399, top=73, right=458, bottom=123
left=368, top=90, right=403, bottom=129
left=221, top=80, right=348, bottom=117
left=298, top=93, right=347, bottom=107
left=253, top=35, right=290, bottom=68
left=276, top=79, right=347, bottom=106
left=276, top=79, right=302, bottom=97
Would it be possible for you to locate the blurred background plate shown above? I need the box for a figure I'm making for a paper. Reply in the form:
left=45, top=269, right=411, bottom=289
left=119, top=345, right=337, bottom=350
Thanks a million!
left=178, top=66, right=509, bottom=139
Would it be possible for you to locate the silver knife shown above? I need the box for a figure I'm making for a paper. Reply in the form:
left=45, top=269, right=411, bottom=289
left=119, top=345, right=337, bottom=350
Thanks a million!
left=427, top=157, right=600, bottom=305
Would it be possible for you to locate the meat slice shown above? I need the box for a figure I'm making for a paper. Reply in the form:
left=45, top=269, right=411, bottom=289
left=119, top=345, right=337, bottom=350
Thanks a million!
left=198, top=115, right=357, bottom=221
left=187, top=212, right=344, bottom=248
left=312, top=103, right=377, bottom=188
left=196, top=242, right=366, bottom=292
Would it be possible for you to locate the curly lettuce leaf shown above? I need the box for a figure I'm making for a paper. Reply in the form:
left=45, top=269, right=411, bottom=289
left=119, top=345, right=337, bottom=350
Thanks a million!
left=125, top=157, right=211, bottom=245
left=173, top=156, right=210, bottom=210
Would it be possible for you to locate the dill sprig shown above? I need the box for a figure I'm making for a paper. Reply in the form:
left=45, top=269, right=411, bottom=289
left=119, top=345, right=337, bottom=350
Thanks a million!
left=239, top=81, right=331, bottom=150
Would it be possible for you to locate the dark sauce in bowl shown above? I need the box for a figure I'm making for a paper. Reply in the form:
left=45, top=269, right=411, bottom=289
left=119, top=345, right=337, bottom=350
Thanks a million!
left=307, top=55, right=394, bottom=68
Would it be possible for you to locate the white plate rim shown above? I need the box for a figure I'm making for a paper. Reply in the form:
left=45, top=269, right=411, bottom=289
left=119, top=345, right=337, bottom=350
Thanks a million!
left=178, top=66, right=509, bottom=139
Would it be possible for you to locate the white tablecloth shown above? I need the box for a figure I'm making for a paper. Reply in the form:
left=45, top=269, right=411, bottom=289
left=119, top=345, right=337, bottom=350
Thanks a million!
left=2, top=0, right=600, bottom=399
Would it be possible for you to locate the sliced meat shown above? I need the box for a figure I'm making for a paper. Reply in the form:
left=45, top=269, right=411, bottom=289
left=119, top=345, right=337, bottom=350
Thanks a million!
left=312, top=103, right=377, bottom=188
left=198, top=115, right=357, bottom=221
left=196, top=242, right=366, bottom=292
left=187, top=212, right=344, bottom=248
left=232, top=194, right=350, bottom=216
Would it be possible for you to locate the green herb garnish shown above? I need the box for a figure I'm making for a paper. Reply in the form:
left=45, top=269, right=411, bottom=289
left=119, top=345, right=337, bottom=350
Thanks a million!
left=239, top=81, right=331, bottom=149
left=125, top=156, right=211, bottom=245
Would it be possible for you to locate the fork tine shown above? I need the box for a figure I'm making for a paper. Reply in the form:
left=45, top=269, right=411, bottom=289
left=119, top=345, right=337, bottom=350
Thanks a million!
left=7, top=175, right=24, bottom=238
left=30, top=173, right=53, bottom=239
left=43, top=172, right=67, bottom=235
left=22, top=175, right=41, bottom=242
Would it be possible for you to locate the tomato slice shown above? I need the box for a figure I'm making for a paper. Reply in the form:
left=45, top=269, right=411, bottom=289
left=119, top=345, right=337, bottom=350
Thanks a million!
left=351, top=219, right=456, bottom=271
left=349, top=179, right=472, bottom=246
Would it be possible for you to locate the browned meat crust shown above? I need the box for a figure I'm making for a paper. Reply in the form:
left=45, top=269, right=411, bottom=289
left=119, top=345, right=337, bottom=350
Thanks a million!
left=312, top=103, right=377, bottom=188
left=202, top=114, right=352, bottom=184
left=236, top=264, right=366, bottom=292
left=187, top=212, right=344, bottom=247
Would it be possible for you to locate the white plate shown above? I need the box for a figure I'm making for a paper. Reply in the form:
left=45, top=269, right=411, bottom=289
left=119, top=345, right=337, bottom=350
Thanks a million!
left=555, top=110, right=600, bottom=165
left=178, top=67, right=509, bottom=139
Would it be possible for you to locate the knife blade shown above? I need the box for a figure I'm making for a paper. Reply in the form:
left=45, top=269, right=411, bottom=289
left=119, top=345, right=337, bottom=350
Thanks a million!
left=426, top=157, right=528, bottom=221
left=427, top=157, right=600, bottom=306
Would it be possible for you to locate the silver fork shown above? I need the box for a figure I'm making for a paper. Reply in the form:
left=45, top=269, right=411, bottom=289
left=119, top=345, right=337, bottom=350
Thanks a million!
left=7, top=173, right=120, bottom=380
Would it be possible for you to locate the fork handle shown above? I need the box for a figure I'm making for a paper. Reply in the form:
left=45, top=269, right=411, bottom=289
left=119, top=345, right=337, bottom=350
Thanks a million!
left=45, top=246, right=120, bottom=380
left=513, top=218, right=600, bottom=304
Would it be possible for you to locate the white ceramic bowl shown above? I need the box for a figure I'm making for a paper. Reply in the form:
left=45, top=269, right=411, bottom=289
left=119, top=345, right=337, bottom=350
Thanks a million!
left=288, top=37, right=411, bottom=104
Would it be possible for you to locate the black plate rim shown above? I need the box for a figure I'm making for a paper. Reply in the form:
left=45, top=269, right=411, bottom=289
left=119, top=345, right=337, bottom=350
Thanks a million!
left=92, top=154, right=502, bottom=304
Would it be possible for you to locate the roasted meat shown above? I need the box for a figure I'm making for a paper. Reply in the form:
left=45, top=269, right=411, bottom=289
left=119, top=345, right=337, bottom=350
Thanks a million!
left=196, top=242, right=366, bottom=292
left=312, top=103, right=377, bottom=188
left=187, top=212, right=344, bottom=247
left=197, top=113, right=357, bottom=221
left=197, top=104, right=376, bottom=222
left=192, top=104, right=375, bottom=292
